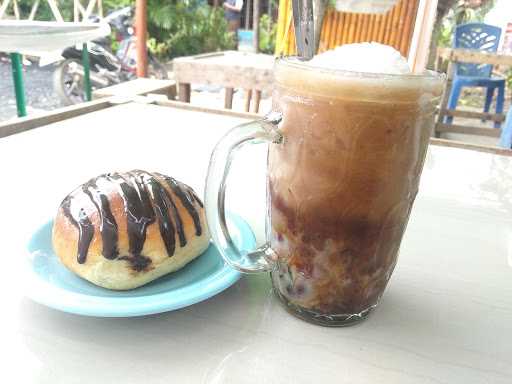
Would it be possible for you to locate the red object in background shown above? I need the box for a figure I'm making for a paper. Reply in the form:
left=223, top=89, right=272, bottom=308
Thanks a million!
left=135, top=0, right=148, bottom=77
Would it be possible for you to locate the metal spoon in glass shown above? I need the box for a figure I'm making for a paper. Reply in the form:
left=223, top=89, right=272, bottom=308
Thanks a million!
left=292, top=0, right=315, bottom=60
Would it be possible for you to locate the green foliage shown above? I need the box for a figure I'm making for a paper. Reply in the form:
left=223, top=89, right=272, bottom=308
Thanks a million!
left=16, top=0, right=73, bottom=21
left=103, top=0, right=133, bottom=14
left=259, top=14, right=276, bottom=54
left=15, top=0, right=130, bottom=21
left=14, top=0, right=238, bottom=59
left=437, top=0, right=496, bottom=48
left=147, top=37, right=168, bottom=57
left=454, top=0, right=496, bottom=24
left=147, top=0, right=235, bottom=59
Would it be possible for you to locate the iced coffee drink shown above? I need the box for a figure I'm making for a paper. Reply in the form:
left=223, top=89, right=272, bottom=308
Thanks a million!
left=268, top=44, right=444, bottom=325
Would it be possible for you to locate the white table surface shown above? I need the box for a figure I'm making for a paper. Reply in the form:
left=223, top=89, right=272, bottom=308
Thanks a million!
left=0, top=102, right=511, bottom=383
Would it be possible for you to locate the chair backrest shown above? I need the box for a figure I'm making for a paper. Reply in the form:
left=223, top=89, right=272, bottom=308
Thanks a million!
left=453, top=23, right=501, bottom=77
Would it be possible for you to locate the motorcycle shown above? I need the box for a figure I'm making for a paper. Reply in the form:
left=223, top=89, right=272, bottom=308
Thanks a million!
left=53, top=7, right=168, bottom=105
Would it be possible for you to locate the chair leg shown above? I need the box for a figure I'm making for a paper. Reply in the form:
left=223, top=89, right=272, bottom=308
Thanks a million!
left=483, top=86, right=495, bottom=122
left=495, top=84, right=505, bottom=129
left=224, top=87, right=234, bottom=109
left=499, top=108, right=512, bottom=148
left=251, top=90, right=261, bottom=113
left=446, top=82, right=462, bottom=124
left=243, top=90, right=252, bottom=112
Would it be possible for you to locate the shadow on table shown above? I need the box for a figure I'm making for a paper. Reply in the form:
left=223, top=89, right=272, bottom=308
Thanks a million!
left=19, top=271, right=482, bottom=383
left=17, top=274, right=275, bottom=384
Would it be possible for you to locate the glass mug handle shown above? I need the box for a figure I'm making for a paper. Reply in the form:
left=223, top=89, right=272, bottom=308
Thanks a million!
left=204, top=112, right=283, bottom=273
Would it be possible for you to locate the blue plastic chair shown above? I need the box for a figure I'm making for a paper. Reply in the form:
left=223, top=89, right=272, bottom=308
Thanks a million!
left=499, top=108, right=512, bottom=148
left=446, top=23, right=505, bottom=128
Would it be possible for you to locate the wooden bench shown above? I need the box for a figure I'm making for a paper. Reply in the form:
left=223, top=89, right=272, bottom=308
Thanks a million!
left=173, top=51, right=274, bottom=114
left=93, top=78, right=177, bottom=100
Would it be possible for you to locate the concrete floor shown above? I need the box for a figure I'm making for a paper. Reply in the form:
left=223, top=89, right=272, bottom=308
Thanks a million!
left=0, top=59, right=63, bottom=122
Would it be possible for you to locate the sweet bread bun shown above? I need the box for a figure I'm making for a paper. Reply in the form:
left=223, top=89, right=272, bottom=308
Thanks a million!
left=52, top=170, right=210, bottom=290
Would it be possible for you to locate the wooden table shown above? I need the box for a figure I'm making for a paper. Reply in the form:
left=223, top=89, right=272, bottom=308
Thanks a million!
left=1, top=99, right=511, bottom=383
left=435, top=47, right=512, bottom=138
left=173, top=51, right=274, bottom=113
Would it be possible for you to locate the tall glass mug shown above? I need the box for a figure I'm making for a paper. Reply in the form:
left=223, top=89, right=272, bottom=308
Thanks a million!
left=205, top=58, right=445, bottom=326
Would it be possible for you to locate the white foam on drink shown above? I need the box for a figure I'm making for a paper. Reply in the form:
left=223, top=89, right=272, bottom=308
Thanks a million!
left=309, top=42, right=411, bottom=75
left=275, top=43, right=443, bottom=103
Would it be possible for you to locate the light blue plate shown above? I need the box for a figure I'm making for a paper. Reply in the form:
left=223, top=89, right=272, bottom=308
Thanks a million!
left=24, top=214, right=254, bottom=317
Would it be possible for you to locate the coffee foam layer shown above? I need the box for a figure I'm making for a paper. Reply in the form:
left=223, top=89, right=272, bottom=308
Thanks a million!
left=309, top=43, right=411, bottom=74
left=275, top=44, right=444, bottom=103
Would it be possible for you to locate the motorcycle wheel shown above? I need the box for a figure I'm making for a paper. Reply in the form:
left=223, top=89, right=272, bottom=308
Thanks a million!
left=53, top=59, right=87, bottom=105
left=147, top=58, right=168, bottom=80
